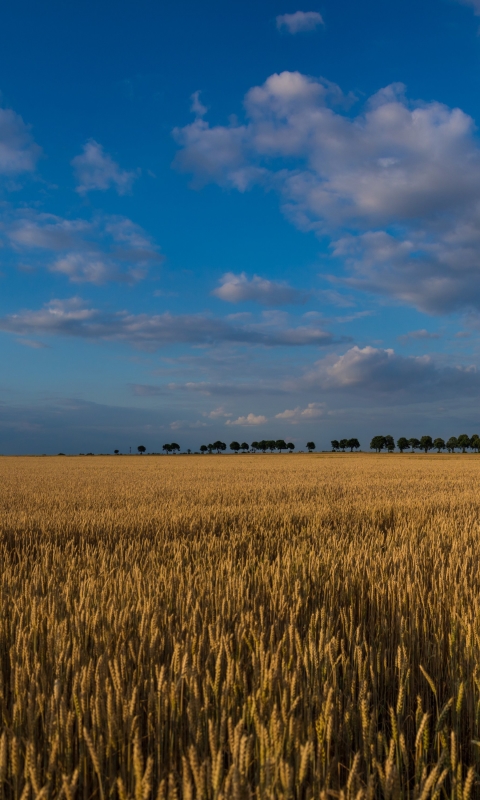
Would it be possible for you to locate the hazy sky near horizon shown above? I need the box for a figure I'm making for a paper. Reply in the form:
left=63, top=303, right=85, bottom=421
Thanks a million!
left=3, top=0, right=480, bottom=453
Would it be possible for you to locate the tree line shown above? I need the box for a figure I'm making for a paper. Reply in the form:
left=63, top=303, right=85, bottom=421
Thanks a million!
left=200, top=440, right=317, bottom=453
left=370, top=434, right=480, bottom=453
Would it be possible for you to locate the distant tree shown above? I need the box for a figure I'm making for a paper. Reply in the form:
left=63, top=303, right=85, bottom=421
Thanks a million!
left=409, top=438, right=421, bottom=452
left=213, top=440, right=226, bottom=453
left=187, top=449, right=192, bottom=455
left=207, top=444, right=214, bottom=454
left=347, top=438, right=360, bottom=452
left=331, top=440, right=340, bottom=451
left=420, top=436, right=433, bottom=454
left=287, top=443, right=295, bottom=452
left=162, top=444, right=172, bottom=454
left=267, top=440, right=276, bottom=452
left=433, top=437, right=445, bottom=453
left=306, top=441, right=316, bottom=452
left=229, top=441, right=240, bottom=453
left=471, top=434, right=480, bottom=452
left=258, top=440, right=268, bottom=453
left=276, top=439, right=288, bottom=452
left=114, top=449, right=119, bottom=454
left=397, top=438, right=410, bottom=453
left=137, top=445, right=146, bottom=454
left=370, top=436, right=386, bottom=453
left=251, top=441, right=259, bottom=452
left=457, top=434, right=471, bottom=453
left=385, top=435, right=395, bottom=452
left=200, top=445, right=208, bottom=454
left=169, top=443, right=180, bottom=454
left=241, top=442, right=249, bottom=452
left=339, top=439, right=348, bottom=452
left=446, top=436, right=458, bottom=453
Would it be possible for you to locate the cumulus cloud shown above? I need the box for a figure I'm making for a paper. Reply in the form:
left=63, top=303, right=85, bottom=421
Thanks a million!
left=275, top=402, right=325, bottom=422
left=72, top=140, right=137, bottom=195
left=0, top=107, right=40, bottom=176
left=174, top=72, right=480, bottom=314
left=213, top=272, right=306, bottom=305
left=6, top=211, right=161, bottom=284
left=0, top=297, right=338, bottom=350
left=297, top=345, right=480, bottom=399
left=276, top=11, right=324, bottom=33
left=225, top=413, right=267, bottom=426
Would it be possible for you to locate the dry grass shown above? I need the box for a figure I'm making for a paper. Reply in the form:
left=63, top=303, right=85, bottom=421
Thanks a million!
left=1, top=452, right=480, bottom=799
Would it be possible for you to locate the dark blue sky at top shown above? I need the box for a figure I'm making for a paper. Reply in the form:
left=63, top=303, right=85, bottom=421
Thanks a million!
left=2, top=0, right=480, bottom=453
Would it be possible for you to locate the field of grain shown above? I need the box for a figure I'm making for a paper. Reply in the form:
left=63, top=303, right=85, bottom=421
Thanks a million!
left=1, top=453, right=480, bottom=800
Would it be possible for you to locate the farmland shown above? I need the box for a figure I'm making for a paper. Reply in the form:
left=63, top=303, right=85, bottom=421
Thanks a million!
left=1, top=453, right=480, bottom=799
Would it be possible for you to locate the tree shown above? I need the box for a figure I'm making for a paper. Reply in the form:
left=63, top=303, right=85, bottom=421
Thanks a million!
left=170, top=443, right=180, bottom=453
left=267, top=440, right=276, bottom=452
left=370, top=436, right=386, bottom=453
left=446, top=436, right=458, bottom=453
left=306, top=441, right=316, bottom=452
left=114, top=450, right=119, bottom=454
left=457, top=434, right=471, bottom=453
left=420, top=436, right=433, bottom=454
left=241, top=442, right=249, bottom=452
left=200, top=445, right=208, bottom=454
left=229, top=441, right=240, bottom=453
left=347, top=438, right=360, bottom=452
left=385, top=435, right=395, bottom=452
left=213, top=440, right=226, bottom=453
left=137, top=445, right=146, bottom=454
left=471, top=434, right=480, bottom=452
left=276, top=439, right=287, bottom=452
left=207, top=444, right=214, bottom=454
left=187, top=449, right=192, bottom=455
left=433, top=437, right=445, bottom=453
left=397, top=438, right=410, bottom=453
left=339, top=439, right=348, bottom=452
left=409, top=438, right=421, bottom=452
left=251, top=441, right=259, bottom=452
left=287, top=443, right=295, bottom=452
left=258, top=440, right=268, bottom=453
left=331, top=440, right=340, bottom=451
left=162, top=444, right=172, bottom=454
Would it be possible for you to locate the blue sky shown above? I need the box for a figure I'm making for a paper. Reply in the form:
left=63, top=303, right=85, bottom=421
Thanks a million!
left=3, top=0, right=480, bottom=453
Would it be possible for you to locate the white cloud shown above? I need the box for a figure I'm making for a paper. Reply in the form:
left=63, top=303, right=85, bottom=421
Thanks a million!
left=213, top=272, right=306, bottom=305
left=275, top=402, right=325, bottom=422
left=276, top=11, right=324, bottom=33
left=204, top=406, right=232, bottom=418
left=174, top=72, right=480, bottom=314
left=0, top=298, right=338, bottom=350
left=226, top=413, right=267, bottom=426
left=0, top=107, right=40, bottom=176
left=72, top=140, right=137, bottom=195
left=6, top=211, right=161, bottom=284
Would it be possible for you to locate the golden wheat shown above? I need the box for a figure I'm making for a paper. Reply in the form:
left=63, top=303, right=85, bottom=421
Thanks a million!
left=0, top=453, right=480, bottom=799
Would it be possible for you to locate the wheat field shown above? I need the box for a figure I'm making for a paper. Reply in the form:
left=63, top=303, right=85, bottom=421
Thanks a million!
left=1, top=453, right=480, bottom=800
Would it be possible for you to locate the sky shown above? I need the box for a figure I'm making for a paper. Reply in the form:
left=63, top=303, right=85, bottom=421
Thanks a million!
left=3, top=0, right=480, bottom=453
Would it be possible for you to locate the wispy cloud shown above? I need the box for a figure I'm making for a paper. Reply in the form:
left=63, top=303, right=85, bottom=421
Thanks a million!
left=213, top=272, right=307, bottom=305
left=0, top=298, right=339, bottom=350
left=6, top=211, right=161, bottom=284
left=0, top=106, right=41, bottom=177
left=276, top=11, right=324, bottom=33
left=398, top=329, right=441, bottom=344
left=72, top=140, right=138, bottom=195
